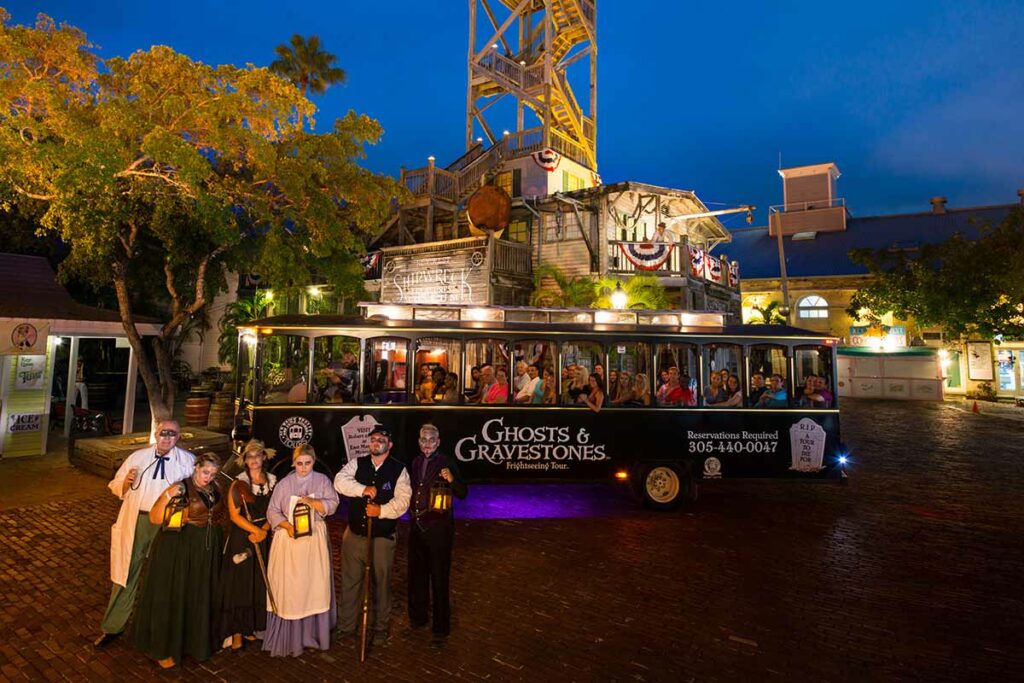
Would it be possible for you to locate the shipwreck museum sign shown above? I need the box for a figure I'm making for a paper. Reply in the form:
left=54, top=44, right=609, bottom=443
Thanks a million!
left=380, top=244, right=488, bottom=305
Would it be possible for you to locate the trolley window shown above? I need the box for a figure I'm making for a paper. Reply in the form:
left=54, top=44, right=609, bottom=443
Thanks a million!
left=414, top=337, right=462, bottom=405
left=748, top=344, right=789, bottom=408
left=561, top=341, right=604, bottom=407
left=608, top=342, right=651, bottom=407
left=794, top=345, right=835, bottom=409
left=258, top=334, right=310, bottom=404
left=512, top=340, right=556, bottom=404
left=655, top=343, right=698, bottom=407
left=465, top=338, right=510, bottom=405
left=705, top=343, right=743, bottom=408
left=236, top=332, right=257, bottom=403
left=312, top=335, right=360, bottom=404
left=364, top=337, right=409, bottom=404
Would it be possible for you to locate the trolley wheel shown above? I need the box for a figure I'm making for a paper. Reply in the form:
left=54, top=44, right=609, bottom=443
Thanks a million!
left=640, top=464, right=687, bottom=510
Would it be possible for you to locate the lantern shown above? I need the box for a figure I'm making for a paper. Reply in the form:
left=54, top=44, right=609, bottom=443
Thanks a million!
left=293, top=501, right=313, bottom=538
left=162, top=493, right=189, bottom=532
left=429, top=480, right=452, bottom=513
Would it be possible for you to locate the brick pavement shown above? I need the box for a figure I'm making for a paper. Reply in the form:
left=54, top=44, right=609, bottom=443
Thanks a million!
left=0, top=399, right=1022, bottom=681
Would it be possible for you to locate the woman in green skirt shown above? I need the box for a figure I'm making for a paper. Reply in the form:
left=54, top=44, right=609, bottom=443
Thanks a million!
left=131, top=451, right=225, bottom=669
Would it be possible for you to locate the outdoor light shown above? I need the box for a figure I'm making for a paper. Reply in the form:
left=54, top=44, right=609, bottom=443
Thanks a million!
left=746, top=209, right=754, bottom=224
left=614, top=470, right=629, bottom=481
left=430, top=480, right=453, bottom=512
left=293, top=500, right=313, bottom=538
left=264, top=289, right=273, bottom=301
left=476, top=137, right=483, bottom=143
left=611, top=282, right=628, bottom=309
left=162, top=492, right=189, bottom=532
left=307, top=286, right=321, bottom=297
left=503, top=130, right=510, bottom=137
left=428, top=155, right=435, bottom=162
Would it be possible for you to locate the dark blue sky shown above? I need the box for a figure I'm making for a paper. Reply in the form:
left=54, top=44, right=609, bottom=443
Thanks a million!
left=9, top=1, right=1024, bottom=224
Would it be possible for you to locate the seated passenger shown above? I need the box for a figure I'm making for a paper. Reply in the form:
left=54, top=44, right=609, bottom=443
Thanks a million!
left=722, top=374, right=743, bottom=407
left=704, top=372, right=728, bottom=406
left=747, top=372, right=767, bottom=407
left=796, top=374, right=824, bottom=408
left=515, top=364, right=541, bottom=404
left=607, top=370, right=620, bottom=404
left=438, top=372, right=461, bottom=404
left=469, top=364, right=494, bottom=403
left=566, top=366, right=591, bottom=404
left=416, top=364, right=434, bottom=404
left=656, top=367, right=694, bottom=406
left=514, top=361, right=530, bottom=395
left=482, top=368, right=509, bottom=404
left=814, top=375, right=833, bottom=408
left=430, top=367, right=448, bottom=402
left=584, top=373, right=606, bottom=413
left=631, top=373, right=652, bottom=406
left=538, top=367, right=557, bottom=405
left=757, top=374, right=788, bottom=408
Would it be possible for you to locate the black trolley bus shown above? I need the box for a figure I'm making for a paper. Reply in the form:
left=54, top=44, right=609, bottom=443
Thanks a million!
left=231, top=303, right=845, bottom=509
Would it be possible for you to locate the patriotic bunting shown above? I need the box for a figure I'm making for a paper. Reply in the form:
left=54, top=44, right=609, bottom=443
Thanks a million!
left=688, top=245, right=704, bottom=279
left=705, top=255, right=724, bottom=284
left=532, top=147, right=562, bottom=172
left=728, top=260, right=740, bottom=287
left=619, top=242, right=674, bottom=271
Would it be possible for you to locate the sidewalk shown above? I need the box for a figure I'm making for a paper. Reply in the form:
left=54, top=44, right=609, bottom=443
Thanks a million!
left=944, top=396, right=1024, bottom=422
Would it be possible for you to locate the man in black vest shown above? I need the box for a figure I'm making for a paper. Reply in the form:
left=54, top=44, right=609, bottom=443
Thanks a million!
left=334, top=424, right=411, bottom=646
left=408, top=423, right=468, bottom=646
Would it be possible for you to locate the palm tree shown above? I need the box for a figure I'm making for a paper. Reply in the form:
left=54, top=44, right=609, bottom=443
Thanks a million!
left=750, top=300, right=787, bottom=325
left=530, top=265, right=595, bottom=307
left=593, top=274, right=670, bottom=310
left=218, top=290, right=273, bottom=368
left=270, top=34, right=346, bottom=97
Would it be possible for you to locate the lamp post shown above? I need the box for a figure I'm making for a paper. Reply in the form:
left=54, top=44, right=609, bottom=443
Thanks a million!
left=774, top=218, right=791, bottom=323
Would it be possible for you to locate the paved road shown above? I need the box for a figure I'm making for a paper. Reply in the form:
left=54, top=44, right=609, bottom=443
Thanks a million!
left=0, top=399, right=1021, bottom=681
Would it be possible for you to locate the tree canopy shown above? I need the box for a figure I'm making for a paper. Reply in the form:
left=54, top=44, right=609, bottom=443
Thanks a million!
left=847, top=207, right=1024, bottom=340
left=0, top=10, right=403, bottom=423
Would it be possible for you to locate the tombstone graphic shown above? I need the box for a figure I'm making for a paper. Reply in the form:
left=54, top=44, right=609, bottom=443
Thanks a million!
left=789, top=418, right=826, bottom=473
left=340, top=415, right=382, bottom=464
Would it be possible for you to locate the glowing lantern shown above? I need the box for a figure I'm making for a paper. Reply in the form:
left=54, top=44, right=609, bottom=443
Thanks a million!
left=162, top=493, right=189, bottom=532
left=430, top=480, right=452, bottom=513
left=293, top=501, right=313, bottom=538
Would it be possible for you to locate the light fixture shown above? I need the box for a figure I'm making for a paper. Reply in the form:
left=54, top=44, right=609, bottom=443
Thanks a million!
left=292, top=500, right=313, bottom=538
left=162, top=492, right=189, bottom=532
left=263, top=289, right=274, bottom=301
left=502, top=130, right=510, bottom=137
left=746, top=209, right=754, bottom=224
left=428, top=155, right=435, bottom=162
left=611, top=282, right=628, bottom=310
left=307, top=286, right=321, bottom=297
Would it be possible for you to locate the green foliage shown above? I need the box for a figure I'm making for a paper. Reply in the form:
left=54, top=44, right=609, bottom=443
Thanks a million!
left=749, top=300, right=787, bottom=325
left=0, top=11, right=403, bottom=422
left=218, top=290, right=272, bottom=368
left=847, top=208, right=1024, bottom=340
left=270, top=34, right=346, bottom=97
left=530, top=265, right=596, bottom=307
left=593, top=274, right=670, bottom=310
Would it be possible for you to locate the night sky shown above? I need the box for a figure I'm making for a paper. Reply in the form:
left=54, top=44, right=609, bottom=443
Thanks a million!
left=8, top=1, right=1024, bottom=225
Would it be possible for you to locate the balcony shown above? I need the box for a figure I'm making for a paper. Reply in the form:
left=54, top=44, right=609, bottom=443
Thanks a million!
left=769, top=198, right=847, bottom=236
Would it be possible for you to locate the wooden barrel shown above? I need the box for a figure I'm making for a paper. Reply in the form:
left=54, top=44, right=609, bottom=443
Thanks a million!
left=214, top=390, right=234, bottom=404
left=184, top=396, right=211, bottom=427
left=207, top=402, right=234, bottom=433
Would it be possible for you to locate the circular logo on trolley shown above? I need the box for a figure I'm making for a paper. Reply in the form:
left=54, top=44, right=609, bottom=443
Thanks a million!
left=279, top=416, right=313, bottom=449
left=703, top=457, right=722, bottom=479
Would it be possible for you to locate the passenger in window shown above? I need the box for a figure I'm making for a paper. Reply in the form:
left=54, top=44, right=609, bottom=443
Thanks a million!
left=632, top=373, right=652, bottom=406
left=704, top=372, right=728, bottom=406
left=656, top=367, right=694, bottom=406
left=607, top=370, right=619, bottom=405
left=594, top=364, right=604, bottom=382
left=416, top=364, right=434, bottom=404
left=438, top=373, right=461, bottom=405
left=466, top=366, right=482, bottom=401
left=657, top=369, right=669, bottom=390
left=514, top=364, right=541, bottom=403
left=722, top=375, right=744, bottom=407
left=429, top=368, right=448, bottom=402
left=513, top=361, right=530, bottom=395
left=537, top=367, right=556, bottom=405
left=748, top=372, right=767, bottom=406
left=469, top=365, right=494, bottom=404
left=718, top=369, right=730, bottom=387
left=814, top=375, right=833, bottom=407
left=566, top=366, right=591, bottom=404
left=482, top=368, right=509, bottom=404
left=757, top=374, right=788, bottom=408
left=584, top=373, right=606, bottom=413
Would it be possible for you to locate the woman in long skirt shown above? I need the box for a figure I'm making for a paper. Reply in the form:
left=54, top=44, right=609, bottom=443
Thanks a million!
left=131, top=452, right=225, bottom=669
left=263, top=444, right=340, bottom=657
left=215, top=439, right=277, bottom=650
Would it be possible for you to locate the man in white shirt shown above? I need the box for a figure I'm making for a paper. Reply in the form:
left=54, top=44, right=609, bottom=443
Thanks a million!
left=94, top=420, right=195, bottom=647
left=334, top=425, right=411, bottom=646
left=514, top=364, right=541, bottom=403
left=513, top=360, right=529, bottom=395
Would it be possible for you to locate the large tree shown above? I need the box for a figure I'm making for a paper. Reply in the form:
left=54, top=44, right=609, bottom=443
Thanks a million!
left=0, top=10, right=403, bottom=426
left=847, top=208, right=1024, bottom=340
left=270, top=34, right=346, bottom=97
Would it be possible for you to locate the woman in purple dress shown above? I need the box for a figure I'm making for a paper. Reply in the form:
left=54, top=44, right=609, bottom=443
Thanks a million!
left=262, top=445, right=340, bottom=657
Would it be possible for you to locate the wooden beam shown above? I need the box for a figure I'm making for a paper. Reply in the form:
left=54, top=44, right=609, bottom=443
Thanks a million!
left=466, top=0, right=477, bottom=149
left=473, top=0, right=531, bottom=63
left=479, top=0, right=514, bottom=56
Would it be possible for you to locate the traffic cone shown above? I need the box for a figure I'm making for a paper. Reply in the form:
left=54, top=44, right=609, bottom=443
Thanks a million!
left=972, top=401, right=979, bottom=414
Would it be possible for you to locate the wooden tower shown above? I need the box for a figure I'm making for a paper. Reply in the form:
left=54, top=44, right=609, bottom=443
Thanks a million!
left=467, top=0, right=597, bottom=172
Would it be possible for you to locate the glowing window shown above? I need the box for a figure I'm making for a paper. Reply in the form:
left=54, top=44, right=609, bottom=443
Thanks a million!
left=797, top=295, right=829, bottom=319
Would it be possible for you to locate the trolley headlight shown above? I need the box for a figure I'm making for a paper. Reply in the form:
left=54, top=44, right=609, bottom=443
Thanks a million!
left=838, top=455, right=848, bottom=466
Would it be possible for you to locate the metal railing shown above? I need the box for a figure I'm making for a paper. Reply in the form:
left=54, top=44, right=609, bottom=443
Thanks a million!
left=769, top=198, right=846, bottom=214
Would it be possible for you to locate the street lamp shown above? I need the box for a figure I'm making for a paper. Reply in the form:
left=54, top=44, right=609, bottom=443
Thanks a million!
left=611, top=282, right=628, bottom=310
